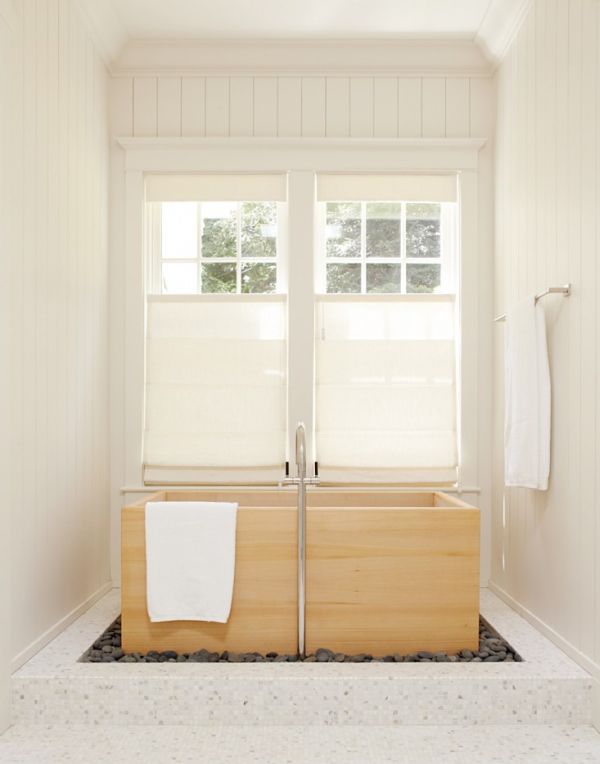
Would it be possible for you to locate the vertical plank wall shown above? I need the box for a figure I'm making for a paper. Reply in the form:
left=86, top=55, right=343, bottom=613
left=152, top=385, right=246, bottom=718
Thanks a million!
left=0, top=0, right=17, bottom=729
left=493, top=0, right=600, bottom=674
left=113, top=73, right=488, bottom=141
left=109, top=72, right=495, bottom=585
left=7, top=0, right=111, bottom=667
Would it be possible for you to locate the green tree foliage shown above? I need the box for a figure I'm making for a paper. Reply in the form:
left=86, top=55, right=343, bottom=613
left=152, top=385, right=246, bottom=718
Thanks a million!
left=406, top=203, right=441, bottom=258
left=201, top=263, right=236, bottom=293
left=366, top=202, right=401, bottom=258
left=407, top=264, right=441, bottom=293
left=241, top=202, right=277, bottom=258
left=326, top=202, right=361, bottom=258
left=242, top=263, right=276, bottom=293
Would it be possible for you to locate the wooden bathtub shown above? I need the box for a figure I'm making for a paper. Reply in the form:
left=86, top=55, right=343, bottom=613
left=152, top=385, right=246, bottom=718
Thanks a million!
left=122, top=489, right=479, bottom=655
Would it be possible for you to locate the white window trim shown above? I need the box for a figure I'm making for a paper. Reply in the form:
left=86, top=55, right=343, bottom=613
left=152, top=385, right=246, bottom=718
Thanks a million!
left=118, top=137, right=484, bottom=491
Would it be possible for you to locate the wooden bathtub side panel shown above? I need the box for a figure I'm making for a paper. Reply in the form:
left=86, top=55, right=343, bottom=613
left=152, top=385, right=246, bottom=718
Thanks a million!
left=305, top=508, right=480, bottom=655
left=121, top=507, right=297, bottom=654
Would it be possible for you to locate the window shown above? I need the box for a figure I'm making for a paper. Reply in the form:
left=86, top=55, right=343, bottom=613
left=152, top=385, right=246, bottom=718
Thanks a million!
left=315, top=173, right=459, bottom=481
left=142, top=174, right=288, bottom=483
left=140, top=170, right=462, bottom=484
left=152, top=201, right=278, bottom=295
left=323, top=201, right=454, bottom=295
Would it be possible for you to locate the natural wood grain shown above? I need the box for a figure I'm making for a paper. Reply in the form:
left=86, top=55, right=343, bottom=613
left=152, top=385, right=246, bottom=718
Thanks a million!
left=122, top=493, right=297, bottom=654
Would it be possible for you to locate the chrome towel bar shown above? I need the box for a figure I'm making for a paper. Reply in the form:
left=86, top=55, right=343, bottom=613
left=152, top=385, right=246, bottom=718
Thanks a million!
left=494, top=284, right=571, bottom=323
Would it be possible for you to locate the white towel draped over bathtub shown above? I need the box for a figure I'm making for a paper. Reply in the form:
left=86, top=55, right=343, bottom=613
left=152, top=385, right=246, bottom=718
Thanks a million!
left=504, top=296, right=551, bottom=491
left=145, top=501, right=238, bottom=622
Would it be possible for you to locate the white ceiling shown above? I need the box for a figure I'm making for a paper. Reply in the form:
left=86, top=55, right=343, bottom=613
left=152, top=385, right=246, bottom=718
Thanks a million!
left=108, top=0, right=495, bottom=40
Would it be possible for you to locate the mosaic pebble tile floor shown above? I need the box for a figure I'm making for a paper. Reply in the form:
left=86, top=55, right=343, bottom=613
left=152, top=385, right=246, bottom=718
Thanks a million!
left=1, top=723, right=600, bottom=763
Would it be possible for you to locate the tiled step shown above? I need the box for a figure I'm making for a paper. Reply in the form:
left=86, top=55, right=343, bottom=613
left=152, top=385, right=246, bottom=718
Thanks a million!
left=11, top=589, right=594, bottom=727
left=2, top=724, right=600, bottom=763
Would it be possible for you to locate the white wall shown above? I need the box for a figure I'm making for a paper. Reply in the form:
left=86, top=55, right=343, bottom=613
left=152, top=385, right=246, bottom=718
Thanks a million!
left=0, top=0, right=18, bottom=731
left=492, top=0, right=600, bottom=677
left=6, top=0, right=111, bottom=671
left=109, top=63, right=495, bottom=587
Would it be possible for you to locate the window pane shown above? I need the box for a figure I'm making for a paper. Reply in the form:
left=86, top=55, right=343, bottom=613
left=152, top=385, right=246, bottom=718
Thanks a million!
left=241, top=202, right=277, bottom=258
left=201, top=263, right=236, bottom=293
left=241, top=263, right=277, bottom=294
left=161, top=262, right=198, bottom=294
left=366, top=264, right=401, bottom=294
left=326, top=202, right=361, bottom=258
left=201, top=202, right=237, bottom=258
left=161, top=202, right=197, bottom=260
left=407, top=264, right=441, bottom=293
left=406, top=203, right=441, bottom=258
left=326, top=263, right=361, bottom=293
left=366, top=202, right=401, bottom=258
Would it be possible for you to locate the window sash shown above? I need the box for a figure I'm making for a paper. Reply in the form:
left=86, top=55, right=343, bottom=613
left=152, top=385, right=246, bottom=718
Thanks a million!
left=318, top=201, right=456, bottom=295
left=148, top=201, right=283, bottom=295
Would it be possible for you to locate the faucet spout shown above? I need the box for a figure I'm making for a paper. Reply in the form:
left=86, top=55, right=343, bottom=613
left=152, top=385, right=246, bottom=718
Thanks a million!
left=295, top=422, right=307, bottom=479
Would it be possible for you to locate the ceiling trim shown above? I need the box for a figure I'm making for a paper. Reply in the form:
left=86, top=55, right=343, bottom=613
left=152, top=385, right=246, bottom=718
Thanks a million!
left=75, top=0, right=128, bottom=66
left=475, top=0, right=532, bottom=64
left=112, top=38, right=492, bottom=77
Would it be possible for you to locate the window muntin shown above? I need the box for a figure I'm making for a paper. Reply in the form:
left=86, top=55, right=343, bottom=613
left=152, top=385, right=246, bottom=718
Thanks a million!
left=322, top=201, right=454, bottom=295
left=151, top=200, right=279, bottom=295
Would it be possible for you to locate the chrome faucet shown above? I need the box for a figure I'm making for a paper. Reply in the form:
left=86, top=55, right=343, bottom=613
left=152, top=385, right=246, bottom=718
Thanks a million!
left=283, top=423, right=319, bottom=657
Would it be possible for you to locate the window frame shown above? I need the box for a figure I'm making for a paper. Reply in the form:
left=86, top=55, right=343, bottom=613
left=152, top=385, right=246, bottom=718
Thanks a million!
left=147, top=200, right=284, bottom=295
left=120, top=143, right=484, bottom=502
left=316, top=200, right=457, bottom=295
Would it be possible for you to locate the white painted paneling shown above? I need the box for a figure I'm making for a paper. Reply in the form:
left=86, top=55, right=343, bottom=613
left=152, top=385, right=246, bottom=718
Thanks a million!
left=277, top=77, right=302, bottom=137
left=373, top=77, right=398, bottom=138
left=493, top=0, right=600, bottom=676
left=301, top=77, right=326, bottom=137
left=445, top=77, right=470, bottom=138
left=349, top=76, right=374, bottom=138
left=120, top=74, right=482, bottom=143
left=133, top=77, right=157, bottom=137
left=181, top=77, right=205, bottom=136
left=6, top=0, right=111, bottom=665
left=422, top=77, right=446, bottom=137
left=157, top=77, right=181, bottom=137
left=253, top=77, right=277, bottom=137
left=325, top=77, right=350, bottom=138
left=397, top=77, right=422, bottom=137
left=205, top=76, right=229, bottom=136
left=229, top=76, right=253, bottom=136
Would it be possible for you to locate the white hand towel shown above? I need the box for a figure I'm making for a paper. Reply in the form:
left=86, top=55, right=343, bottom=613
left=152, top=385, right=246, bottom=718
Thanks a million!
left=145, top=501, right=238, bottom=623
left=504, top=296, right=551, bottom=490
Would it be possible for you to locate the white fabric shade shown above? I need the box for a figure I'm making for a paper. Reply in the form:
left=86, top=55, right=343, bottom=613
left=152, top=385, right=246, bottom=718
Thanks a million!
left=315, top=296, right=457, bottom=476
left=317, top=174, right=457, bottom=202
left=145, top=173, right=288, bottom=202
left=143, top=296, right=287, bottom=473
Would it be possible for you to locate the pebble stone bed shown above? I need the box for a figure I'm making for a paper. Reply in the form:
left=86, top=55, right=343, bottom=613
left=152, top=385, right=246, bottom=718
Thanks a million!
left=81, top=616, right=522, bottom=664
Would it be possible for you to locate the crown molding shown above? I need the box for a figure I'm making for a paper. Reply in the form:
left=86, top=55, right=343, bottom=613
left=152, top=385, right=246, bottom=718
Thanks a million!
left=475, top=0, right=532, bottom=64
left=75, top=0, right=128, bottom=66
left=112, top=37, right=492, bottom=78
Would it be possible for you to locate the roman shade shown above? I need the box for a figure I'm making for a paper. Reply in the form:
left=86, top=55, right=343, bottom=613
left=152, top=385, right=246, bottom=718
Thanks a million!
left=143, top=295, right=287, bottom=484
left=315, top=295, right=458, bottom=482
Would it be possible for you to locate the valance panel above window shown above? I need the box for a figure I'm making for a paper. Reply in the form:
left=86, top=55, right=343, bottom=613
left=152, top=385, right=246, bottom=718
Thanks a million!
left=145, top=173, right=288, bottom=202
left=317, top=174, right=457, bottom=202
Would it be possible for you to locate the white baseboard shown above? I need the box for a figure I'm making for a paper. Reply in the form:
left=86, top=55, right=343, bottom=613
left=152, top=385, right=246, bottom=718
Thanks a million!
left=489, top=580, right=600, bottom=682
left=11, top=581, right=113, bottom=673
